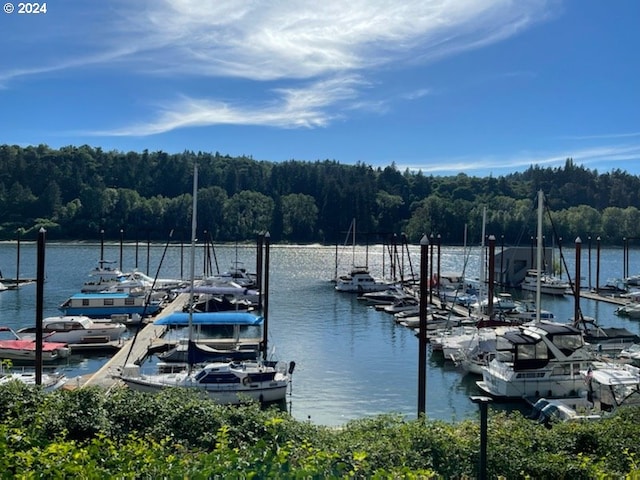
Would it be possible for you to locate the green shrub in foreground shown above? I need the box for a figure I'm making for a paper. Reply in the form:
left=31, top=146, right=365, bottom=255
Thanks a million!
left=0, top=381, right=640, bottom=478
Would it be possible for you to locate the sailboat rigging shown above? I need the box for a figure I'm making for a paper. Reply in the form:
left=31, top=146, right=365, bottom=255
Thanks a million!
left=118, top=164, right=293, bottom=404
left=334, top=218, right=392, bottom=293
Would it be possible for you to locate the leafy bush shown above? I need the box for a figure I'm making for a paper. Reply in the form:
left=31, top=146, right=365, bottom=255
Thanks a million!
left=0, top=381, right=639, bottom=477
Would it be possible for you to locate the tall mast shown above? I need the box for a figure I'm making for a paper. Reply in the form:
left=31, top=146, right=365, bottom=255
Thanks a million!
left=479, top=207, right=487, bottom=306
left=536, top=190, right=543, bottom=323
left=187, top=163, right=198, bottom=371
left=352, top=218, right=356, bottom=267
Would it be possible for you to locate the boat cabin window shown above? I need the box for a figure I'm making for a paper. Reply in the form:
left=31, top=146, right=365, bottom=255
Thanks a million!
left=516, top=343, right=548, bottom=360
left=195, top=370, right=240, bottom=384
left=551, top=364, right=579, bottom=376
left=125, top=298, right=135, bottom=306
left=552, top=333, right=583, bottom=354
left=82, top=299, right=90, bottom=306
left=495, top=351, right=514, bottom=362
left=495, top=336, right=516, bottom=351
left=104, top=298, right=114, bottom=306
left=513, top=342, right=549, bottom=370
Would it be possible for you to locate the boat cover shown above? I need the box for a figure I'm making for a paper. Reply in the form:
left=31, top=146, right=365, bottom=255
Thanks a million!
left=154, top=312, right=263, bottom=326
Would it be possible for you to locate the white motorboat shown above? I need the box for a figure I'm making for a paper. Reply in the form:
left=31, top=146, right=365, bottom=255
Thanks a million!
left=83, top=259, right=186, bottom=293
left=477, top=191, right=598, bottom=401
left=0, top=327, right=71, bottom=363
left=206, top=262, right=257, bottom=288
left=520, top=269, right=570, bottom=296
left=380, top=297, right=419, bottom=314
left=504, top=301, right=555, bottom=323
left=614, top=302, right=640, bottom=319
left=129, top=270, right=188, bottom=291
left=471, top=292, right=517, bottom=314
left=358, top=285, right=409, bottom=305
left=0, top=366, right=67, bottom=392
left=335, top=266, right=392, bottom=293
left=17, top=315, right=127, bottom=345
left=476, top=321, right=596, bottom=399
left=81, top=260, right=126, bottom=292
left=531, top=363, right=640, bottom=424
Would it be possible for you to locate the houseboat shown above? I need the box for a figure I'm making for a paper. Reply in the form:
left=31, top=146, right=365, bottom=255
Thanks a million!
left=59, top=292, right=163, bottom=318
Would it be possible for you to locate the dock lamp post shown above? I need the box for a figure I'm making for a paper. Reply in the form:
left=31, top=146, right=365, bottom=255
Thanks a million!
left=596, top=236, right=601, bottom=292
left=100, top=229, right=104, bottom=262
left=35, top=228, right=46, bottom=386
left=624, top=237, right=630, bottom=281
left=500, top=235, right=504, bottom=287
left=436, top=234, right=441, bottom=299
left=418, top=234, right=429, bottom=416
left=119, top=229, right=124, bottom=270
left=429, top=233, right=434, bottom=304
left=470, top=395, right=492, bottom=480
left=575, top=237, right=582, bottom=322
left=15, top=228, right=23, bottom=287
left=588, top=236, right=592, bottom=290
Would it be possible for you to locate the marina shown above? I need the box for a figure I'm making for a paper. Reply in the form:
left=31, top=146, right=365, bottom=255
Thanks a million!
left=1, top=240, right=640, bottom=425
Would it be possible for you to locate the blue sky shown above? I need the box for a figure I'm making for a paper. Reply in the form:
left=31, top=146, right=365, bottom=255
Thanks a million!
left=2, top=0, right=639, bottom=177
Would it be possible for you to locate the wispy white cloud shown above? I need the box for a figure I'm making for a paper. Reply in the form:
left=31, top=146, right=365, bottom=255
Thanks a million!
left=3, top=0, right=556, bottom=133
left=559, top=132, right=640, bottom=141
left=402, top=89, right=432, bottom=100
left=399, top=143, right=640, bottom=176
left=111, top=0, right=555, bottom=81
left=91, top=75, right=362, bottom=135
left=0, top=47, right=138, bottom=87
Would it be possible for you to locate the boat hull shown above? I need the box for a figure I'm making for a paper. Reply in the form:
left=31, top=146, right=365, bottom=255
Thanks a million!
left=118, top=359, right=291, bottom=405
left=61, top=306, right=160, bottom=317
left=0, top=347, right=70, bottom=363
left=0, top=371, right=67, bottom=392
left=120, top=374, right=289, bottom=404
left=476, top=364, right=591, bottom=400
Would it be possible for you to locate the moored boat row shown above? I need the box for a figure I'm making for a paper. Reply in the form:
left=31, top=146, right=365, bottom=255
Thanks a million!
left=116, top=165, right=294, bottom=405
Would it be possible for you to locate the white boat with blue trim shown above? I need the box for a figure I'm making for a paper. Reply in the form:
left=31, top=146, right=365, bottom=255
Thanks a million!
left=117, top=163, right=293, bottom=405
left=59, top=292, right=162, bottom=318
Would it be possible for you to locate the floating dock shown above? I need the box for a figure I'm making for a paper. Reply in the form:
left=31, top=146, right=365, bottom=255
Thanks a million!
left=70, top=293, right=189, bottom=389
left=0, top=278, right=36, bottom=290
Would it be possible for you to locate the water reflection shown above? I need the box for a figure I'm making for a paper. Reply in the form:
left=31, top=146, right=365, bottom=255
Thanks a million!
left=0, top=242, right=638, bottom=426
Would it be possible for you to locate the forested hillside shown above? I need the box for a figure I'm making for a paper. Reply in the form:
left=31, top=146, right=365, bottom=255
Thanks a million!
left=1, top=143, right=640, bottom=245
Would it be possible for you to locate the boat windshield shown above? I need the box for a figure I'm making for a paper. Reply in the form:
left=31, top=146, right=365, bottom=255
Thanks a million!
left=517, top=342, right=549, bottom=361
left=552, top=334, right=583, bottom=353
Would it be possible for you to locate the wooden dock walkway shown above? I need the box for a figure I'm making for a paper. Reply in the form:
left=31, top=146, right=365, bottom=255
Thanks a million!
left=72, top=293, right=189, bottom=390
left=578, top=289, right=627, bottom=306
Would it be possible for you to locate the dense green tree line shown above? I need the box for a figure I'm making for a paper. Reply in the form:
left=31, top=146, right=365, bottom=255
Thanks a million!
left=0, top=381, right=639, bottom=478
left=2, top=143, right=640, bottom=245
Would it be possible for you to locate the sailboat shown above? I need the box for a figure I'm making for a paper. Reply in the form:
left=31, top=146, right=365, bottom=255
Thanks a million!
left=118, top=164, right=293, bottom=405
left=334, top=218, right=392, bottom=293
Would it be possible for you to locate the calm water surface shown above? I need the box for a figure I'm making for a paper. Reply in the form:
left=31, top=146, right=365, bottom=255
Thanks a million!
left=0, top=240, right=637, bottom=427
